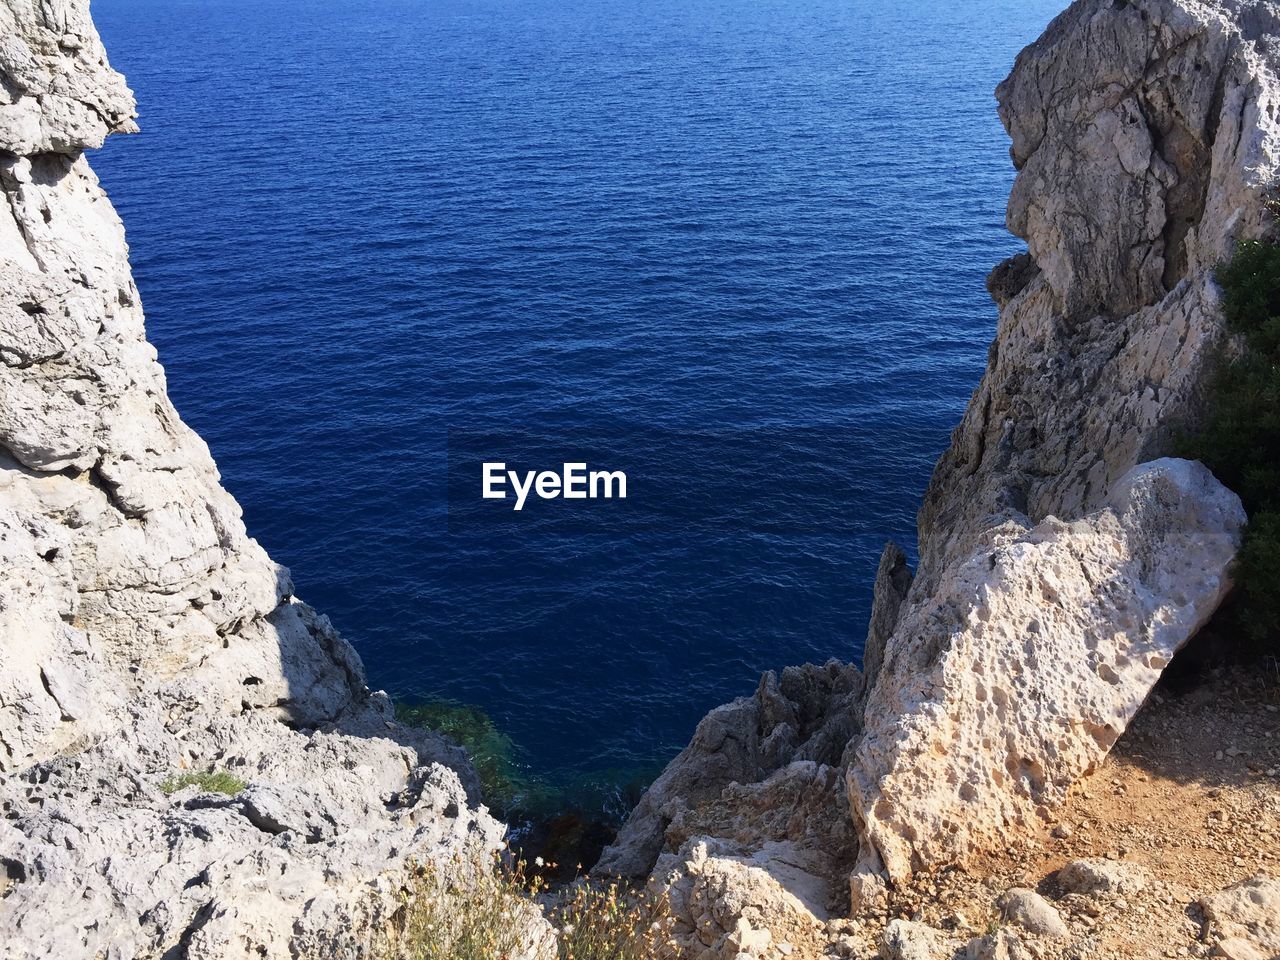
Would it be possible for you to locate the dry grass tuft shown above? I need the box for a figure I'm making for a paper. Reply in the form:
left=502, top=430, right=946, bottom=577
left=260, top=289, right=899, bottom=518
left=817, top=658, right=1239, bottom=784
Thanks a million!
left=551, top=877, right=673, bottom=960
left=379, top=855, right=674, bottom=960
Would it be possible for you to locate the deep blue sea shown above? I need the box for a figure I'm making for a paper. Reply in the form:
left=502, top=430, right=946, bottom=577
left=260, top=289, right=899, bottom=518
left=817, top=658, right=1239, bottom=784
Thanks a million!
left=92, top=0, right=1064, bottom=805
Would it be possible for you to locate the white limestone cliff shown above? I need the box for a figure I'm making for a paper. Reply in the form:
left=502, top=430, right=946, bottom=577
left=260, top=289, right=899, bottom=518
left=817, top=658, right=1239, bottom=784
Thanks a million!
left=852, top=0, right=1280, bottom=888
left=913, top=0, right=1280, bottom=592
left=0, top=2, right=521, bottom=957
left=602, top=0, right=1276, bottom=949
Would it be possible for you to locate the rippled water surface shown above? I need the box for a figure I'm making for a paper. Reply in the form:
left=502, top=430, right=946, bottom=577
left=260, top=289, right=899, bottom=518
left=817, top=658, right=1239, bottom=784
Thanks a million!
left=92, top=0, right=1065, bottom=795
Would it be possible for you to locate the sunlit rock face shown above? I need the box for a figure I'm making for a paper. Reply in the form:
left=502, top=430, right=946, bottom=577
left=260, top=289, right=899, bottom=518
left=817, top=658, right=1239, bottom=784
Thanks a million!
left=852, top=0, right=1279, bottom=889
left=0, top=3, right=522, bottom=957
left=851, top=458, right=1245, bottom=883
left=2, top=0, right=1273, bottom=954
left=912, top=0, right=1280, bottom=595
left=605, top=0, right=1273, bottom=935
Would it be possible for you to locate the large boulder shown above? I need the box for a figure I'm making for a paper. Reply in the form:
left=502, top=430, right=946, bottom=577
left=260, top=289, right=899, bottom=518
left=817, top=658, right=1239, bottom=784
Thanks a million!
left=1057, top=858, right=1151, bottom=898
left=849, top=459, right=1245, bottom=883
left=996, top=888, right=1068, bottom=939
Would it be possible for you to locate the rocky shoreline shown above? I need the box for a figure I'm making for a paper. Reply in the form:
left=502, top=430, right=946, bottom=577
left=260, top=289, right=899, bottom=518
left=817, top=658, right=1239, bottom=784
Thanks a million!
left=1, top=0, right=1279, bottom=958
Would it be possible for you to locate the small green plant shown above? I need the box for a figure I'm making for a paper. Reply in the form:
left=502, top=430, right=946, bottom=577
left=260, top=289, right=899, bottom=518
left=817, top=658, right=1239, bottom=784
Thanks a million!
left=159, top=769, right=247, bottom=796
left=378, top=856, right=672, bottom=960
left=1182, top=239, right=1280, bottom=649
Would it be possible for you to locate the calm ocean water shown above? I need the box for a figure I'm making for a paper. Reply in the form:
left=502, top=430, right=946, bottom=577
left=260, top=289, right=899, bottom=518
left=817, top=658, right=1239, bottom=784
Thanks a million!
left=92, top=0, right=1063, bottom=801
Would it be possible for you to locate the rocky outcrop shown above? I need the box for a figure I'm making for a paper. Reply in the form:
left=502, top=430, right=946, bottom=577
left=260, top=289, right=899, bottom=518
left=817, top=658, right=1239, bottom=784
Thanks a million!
left=911, top=0, right=1280, bottom=593
left=851, top=0, right=1280, bottom=888
left=0, top=701, right=504, bottom=958
left=3, top=0, right=1273, bottom=955
left=0, top=0, right=134, bottom=155
left=850, top=459, right=1245, bottom=883
left=597, top=665, right=865, bottom=959
left=858, top=542, right=912, bottom=701
left=606, top=0, right=1274, bottom=934
left=651, top=835, right=830, bottom=960
left=0, top=2, right=516, bottom=956
left=597, top=662, right=864, bottom=880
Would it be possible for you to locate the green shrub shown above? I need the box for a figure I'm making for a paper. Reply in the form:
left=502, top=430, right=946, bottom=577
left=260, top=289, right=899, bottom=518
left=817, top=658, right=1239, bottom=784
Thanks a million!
left=160, top=770, right=247, bottom=796
left=1182, top=239, right=1280, bottom=648
left=1236, top=510, right=1280, bottom=643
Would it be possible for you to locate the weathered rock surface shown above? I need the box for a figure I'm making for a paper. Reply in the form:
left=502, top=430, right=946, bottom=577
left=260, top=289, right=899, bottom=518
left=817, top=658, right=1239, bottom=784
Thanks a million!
left=849, top=0, right=1280, bottom=891
left=859, top=542, right=913, bottom=702
left=911, top=0, right=1280, bottom=595
left=645, top=761, right=860, bottom=958
left=598, top=662, right=864, bottom=880
left=879, top=919, right=960, bottom=960
left=1197, top=873, right=1280, bottom=959
left=612, top=0, right=1274, bottom=930
left=851, top=458, right=1244, bottom=883
left=5, top=0, right=1273, bottom=954
left=0, top=698, right=506, bottom=958
left=0, top=0, right=135, bottom=155
left=1057, top=858, right=1152, bottom=898
left=651, top=836, right=830, bottom=960
left=0, top=2, right=523, bottom=957
left=599, top=665, right=865, bottom=958
left=964, top=928, right=1031, bottom=960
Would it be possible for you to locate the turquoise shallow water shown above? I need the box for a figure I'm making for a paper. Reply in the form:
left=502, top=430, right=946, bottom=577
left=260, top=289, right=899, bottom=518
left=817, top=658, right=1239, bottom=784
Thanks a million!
left=90, top=0, right=1065, bottom=798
